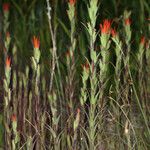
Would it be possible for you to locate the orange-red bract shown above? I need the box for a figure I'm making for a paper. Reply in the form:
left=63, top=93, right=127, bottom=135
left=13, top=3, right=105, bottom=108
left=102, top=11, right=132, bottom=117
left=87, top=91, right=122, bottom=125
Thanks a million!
left=111, top=29, right=117, bottom=37
left=82, top=61, right=90, bottom=72
left=11, top=114, right=17, bottom=122
left=140, top=36, right=145, bottom=45
left=32, top=36, right=40, bottom=49
left=69, top=0, right=76, bottom=5
left=6, top=57, right=11, bottom=68
left=100, top=19, right=111, bottom=34
left=125, top=18, right=131, bottom=26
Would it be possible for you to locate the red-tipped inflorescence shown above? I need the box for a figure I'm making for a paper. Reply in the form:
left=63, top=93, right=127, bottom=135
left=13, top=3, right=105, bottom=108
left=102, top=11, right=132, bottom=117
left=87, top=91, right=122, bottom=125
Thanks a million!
left=140, top=36, right=145, bottom=45
left=111, top=29, right=117, bottom=37
left=82, top=61, right=90, bottom=72
left=69, top=0, right=76, bottom=5
left=6, top=57, right=11, bottom=68
left=32, top=36, right=40, bottom=49
left=3, top=3, right=10, bottom=12
left=100, top=19, right=111, bottom=34
left=11, top=114, right=17, bottom=122
left=124, top=18, right=131, bottom=26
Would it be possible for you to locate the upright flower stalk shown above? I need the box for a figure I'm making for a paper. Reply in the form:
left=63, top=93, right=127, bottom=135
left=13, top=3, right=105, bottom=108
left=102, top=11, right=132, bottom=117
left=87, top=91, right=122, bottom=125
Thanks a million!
left=67, top=0, right=76, bottom=61
left=123, top=10, right=132, bottom=148
left=31, top=36, right=41, bottom=149
left=4, top=57, right=11, bottom=149
left=99, top=19, right=111, bottom=100
left=137, top=36, right=145, bottom=81
left=31, top=36, right=40, bottom=92
left=3, top=3, right=11, bottom=65
left=65, top=0, right=77, bottom=148
left=32, top=36, right=40, bottom=72
left=68, top=0, right=76, bottom=47
left=3, top=3, right=10, bottom=53
left=67, top=3, right=76, bottom=64
left=123, top=10, right=132, bottom=67
left=3, top=32, right=11, bottom=71
left=80, top=62, right=90, bottom=106
left=111, top=28, right=124, bottom=144
left=3, top=5, right=17, bottom=148
left=111, top=28, right=122, bottom=97
left=87, top=0, right=99, bottom=105
left=3, top=3, right=10, bottom=34
left=122, top=11, right=132, bottom=105
left=85, top=0, right=99, bottom=149
left=137, top=36, right=147, bottom=105
left=122, top=11, right=132, bottom=98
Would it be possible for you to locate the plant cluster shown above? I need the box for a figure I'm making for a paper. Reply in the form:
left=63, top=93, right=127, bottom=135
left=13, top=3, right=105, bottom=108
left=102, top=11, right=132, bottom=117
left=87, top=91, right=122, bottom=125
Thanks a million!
left=0, top=0, right=150, bottom=149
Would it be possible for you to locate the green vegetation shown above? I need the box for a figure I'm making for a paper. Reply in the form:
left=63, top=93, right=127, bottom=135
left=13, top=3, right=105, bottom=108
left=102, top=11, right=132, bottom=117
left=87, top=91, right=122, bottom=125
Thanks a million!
left=0, top=0, right=150, bottom=149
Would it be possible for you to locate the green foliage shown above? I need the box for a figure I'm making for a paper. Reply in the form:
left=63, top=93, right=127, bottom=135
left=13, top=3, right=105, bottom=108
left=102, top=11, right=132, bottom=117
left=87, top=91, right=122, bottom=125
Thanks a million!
left=0, top=0, right=150, bottom=149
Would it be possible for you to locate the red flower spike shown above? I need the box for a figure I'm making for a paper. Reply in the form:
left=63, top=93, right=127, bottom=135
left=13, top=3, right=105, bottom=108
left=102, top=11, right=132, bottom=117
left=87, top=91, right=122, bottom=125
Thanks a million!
left=32, top=36, right=40, bottom=49
left=111, top=29, right=117, bottom=37
left=85, top=62, right=90, bottom=70
left=69, top=0, right=76, bottom=5
left=3, top=3, right=10, bottom=12
left=125, top=18, right=131, bottom=26
left=100, top=19, right=111, bottom=34
left=140, top=36, right=145, bottom=45
left=82, top=62, right=90, bottom=72
left=6, top=57, right=11, bottom=68
left=11, top=114, right=17, bottom=122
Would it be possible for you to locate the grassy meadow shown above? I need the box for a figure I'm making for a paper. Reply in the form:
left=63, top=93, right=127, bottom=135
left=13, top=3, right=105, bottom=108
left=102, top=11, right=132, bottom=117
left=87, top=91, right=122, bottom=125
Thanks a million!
left=0, top=0, right=150, bottom=149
